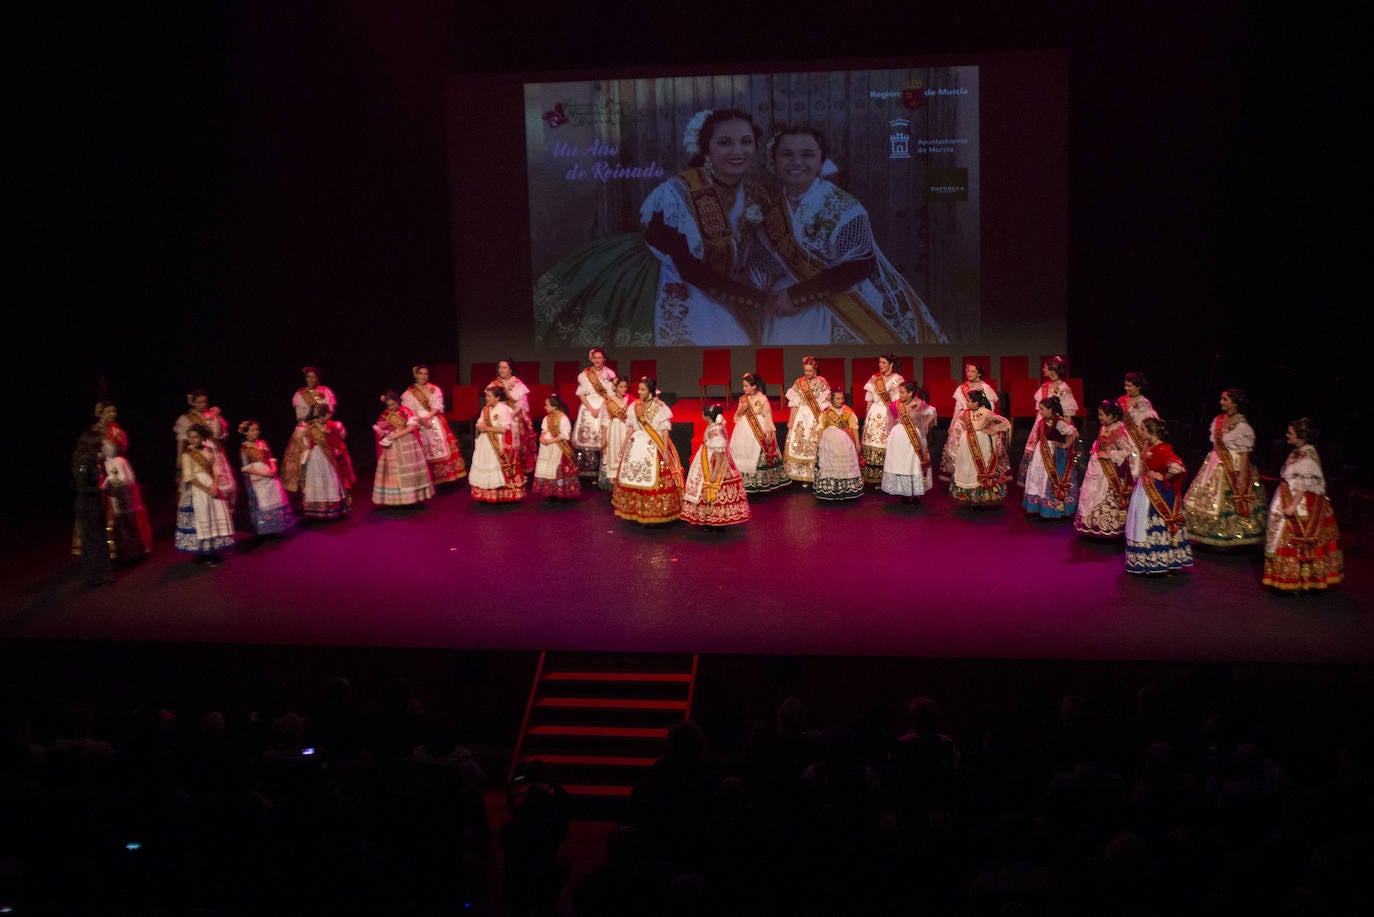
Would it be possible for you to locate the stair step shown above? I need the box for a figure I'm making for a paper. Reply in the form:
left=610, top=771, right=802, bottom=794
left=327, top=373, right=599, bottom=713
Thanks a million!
left=528, top=725, right=669, bottom=738
left=536, top=697, right=687, bottom=710
left=521, top=754, right=657, bottom=768
left=543, top=671, right=693, bottom=683
left=562, top=784, right=634, bottom=798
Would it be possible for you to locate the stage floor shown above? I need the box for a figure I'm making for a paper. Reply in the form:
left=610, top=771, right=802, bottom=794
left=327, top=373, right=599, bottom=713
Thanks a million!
left=3, top=470, right=1370, bottom=663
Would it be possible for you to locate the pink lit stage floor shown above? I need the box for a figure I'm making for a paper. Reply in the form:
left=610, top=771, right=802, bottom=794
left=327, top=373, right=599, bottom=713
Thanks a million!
left=3, top=475, right=1370, bottom=663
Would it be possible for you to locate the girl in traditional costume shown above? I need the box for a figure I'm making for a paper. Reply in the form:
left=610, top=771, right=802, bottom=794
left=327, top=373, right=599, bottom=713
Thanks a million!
left=533, top=109, right=778, bottom=347
left=881, top=381, right=937, bottom=504
left=940, top=363, right=999, bottom=481
left=292, top=366, right=338, bottom=423
left=533, top=395, right=581, bottom=500
left=372, top=392, right=435, bottom=507
left=1017, top=357, right=1078, bottom=490
left=1116, top=371, right=1158, bottom=477
left=403, top=364, right=467, bottom=484
left=1263, top=418, right=1342, bottom=591
left=783, top=356, right=830, bottom=485
left=756, top=126, right=946, bottom=345
left=174, top=424, right=235, bottom=564
left=470, top=385, right=526, bottom=504
left=949, top=389, right=1012, bottom=507
left=94, top=402, right=152, bottom=560
left=572, top=347, right=617, bottom=479
left=682, top=404, right=750, bottom=527
left=1074, top=401, right=1134, bottom=538
left=491, top=359, right=537, bottom=474
left=281, top=403, right=355, bottom=519
left=612, top=379, right=683, bottom=524
left=859, top=354, right=905, bottom=484
left=598, top=378, right=631, bottom=492
left=814, top=391, right=864, bottom=501
left=1125, top=418, right=1192, bottom=575
left=730, top=372, right=789, bottom=493
left=1022, top=396, right=1080, bottom=519
left=237, top=420, right=295, bottom=534
left=174, top=389, right=237, bottom=508
left=1184, top=388, right=1268, bottom=547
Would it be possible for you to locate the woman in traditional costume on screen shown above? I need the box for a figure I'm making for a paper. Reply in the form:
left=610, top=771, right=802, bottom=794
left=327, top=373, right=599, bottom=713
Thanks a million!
left=882, top=381, right=937, bottom=504
left=237, top=420, right=295, bottom=534
left=372, top=392, right=435, bottom=507
left=173, top=389, right=237, bottom=508
left=1184, top=388, right=1267, bottom=548
left=860, top=354, right=905, bottom=484
left=490, top=359, right=537, bottom=474
left=94, top=402, right=152, bottom=560
left=281, top=403, right=354, bottom=519
left=753, top=126, right=947, bottom=346
left=403, top=364, right=466, bottom=485
left=1021, top=396, right=1079, bottom=519
left=1262, top=418, right=1342, bottom=591
left=682, top=404, right=750, bottom=527
left=814, top=391, right=864, bottom=501
left=612, top=378, right=683, bottom=524
left=1125, top=418, right=1192, bottom=575
left=292, top=366, right=338, bottom=423
left=470, top=385, right=526, bottom=504
left=1016, top=357, right=1078, bottom=490
left=948, top=389, right=1012, bottom=507
left=1117, top=371, right=1158, bottom=477
left=730, top=372, right=788, bottom=493
left=533, top=109, right=778, bottom=347
left=598, top=377, right=631, bottom=492
left=174, top=424, right=235, bottom=565
left=1073, top=401, right=1133, bottom=538
left=572, top=347, right=617, bottom=479
left=533, top=395, right=581, bottom=500
left=783, top=356, right=830, bottom=486
left=939, top=363, right=999, bottom=482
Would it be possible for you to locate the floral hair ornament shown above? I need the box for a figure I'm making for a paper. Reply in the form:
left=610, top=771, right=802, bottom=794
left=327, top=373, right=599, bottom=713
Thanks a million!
left=682, top=109, right=712, bottom=156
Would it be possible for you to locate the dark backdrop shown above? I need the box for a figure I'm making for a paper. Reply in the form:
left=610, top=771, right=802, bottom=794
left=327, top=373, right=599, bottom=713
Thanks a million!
left=12, top=1, right=1346, bottom=518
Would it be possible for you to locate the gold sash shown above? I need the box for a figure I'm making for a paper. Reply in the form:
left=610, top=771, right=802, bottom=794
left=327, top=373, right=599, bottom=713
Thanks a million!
left=407, top=383, right=432, bottom=414
left=896, top=402, right=931, bottom=469
left=741, top=395, right=780, bottom=463
left=680, top=168, right=739, bottom=274
left=964, top=410, right=998, bottom=489
left=1036, top=420, right=1076, bottom=501
left=636, top=401, right=683, bottom=489
left=1211, top=415, right=1254, bottom=516
left=794, top=377, right=825, bottom=419
left=483, top=405, right=523, bottom=488
left=584, top=367, right=612, bottom=401
left=547, top=410, right=576, bottom=462
left=1142, top=445, right=1186, bottom=533
left=1095, top=428, right=1132, bottom=509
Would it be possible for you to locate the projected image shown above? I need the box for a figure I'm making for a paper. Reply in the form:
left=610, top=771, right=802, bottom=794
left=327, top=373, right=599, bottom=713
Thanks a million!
left=527, top=67, right=978, bottom=348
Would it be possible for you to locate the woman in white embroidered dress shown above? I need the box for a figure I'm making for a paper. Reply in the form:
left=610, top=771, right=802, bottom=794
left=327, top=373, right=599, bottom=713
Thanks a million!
left=1017, top=357, right=1077, bottom=489
left=940, top=362, right=999, bottom=481
left=533, top=395, right=581, bottom=500
left=949, top=389, right=1012, bottom=507
left=1184, top=388, right=1267, bottom=547
left=470, top=385, right=526, bottom=503
left=1116, top=371, right=1158, bottom=477
left=783, top=356, right=830, bottom=485
left=372, top=392, right=435, bottom=507
left=598, top=377, right=631, bottom=492
left=174, top=424, right=235, bottom=564
left=611, top=379, right=683, bottom=524
left=402, top=364, right=466, bottom=484
left=572, top=347, right=617, bottom=479
left=292, top=366, right=338, bottom=423
left=860, top=354, right=904, bottom=484
left=1262, top=417, right=1342, bottom=591
left=730, top=372, right=789, bottom=493
left=682, top=404, right=750, bottom=527
left=490, top=359, right=536, bottom=474
left=238, top=420, right=295, bottom=534
left=881, top=380, right=937, bottom=504
left=1073, top=401, right=1134, bottom=538
left=173, top=389, right=237, bottom=508
left=757, top=126, right=946, bottom=346
left=814, top=391, right=864, bottom=501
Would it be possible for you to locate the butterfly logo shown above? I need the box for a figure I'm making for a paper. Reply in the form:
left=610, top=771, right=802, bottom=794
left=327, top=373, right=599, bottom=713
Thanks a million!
left=542, top=103, right=569, bottom=128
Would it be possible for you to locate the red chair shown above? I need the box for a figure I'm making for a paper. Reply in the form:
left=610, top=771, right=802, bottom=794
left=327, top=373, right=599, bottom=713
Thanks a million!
left=469, top=362, right=497, bottom=385
left=448, top=384, right=483, bottom=434
left=922, top=356, right=953, bottom=385
left=629, top=359, right=656, bottom=388
left=552, top=361, right=582, bottom=386
left=753, top=348, right=786, bottom=406
left=999, top=355, right=1031, bottom=385
left=558, top=383, right=582, bottom=419
left=427, top=362, right=458, bottom=397
left=698, top=349, right=731, bottom=401
left=927, top=377, right=958, bottom=413
left=519, top=361, right=542, bottom=385
left=528, top=383, right=554, bottom=421
left=1009, top=377, right=1043, bottom=437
